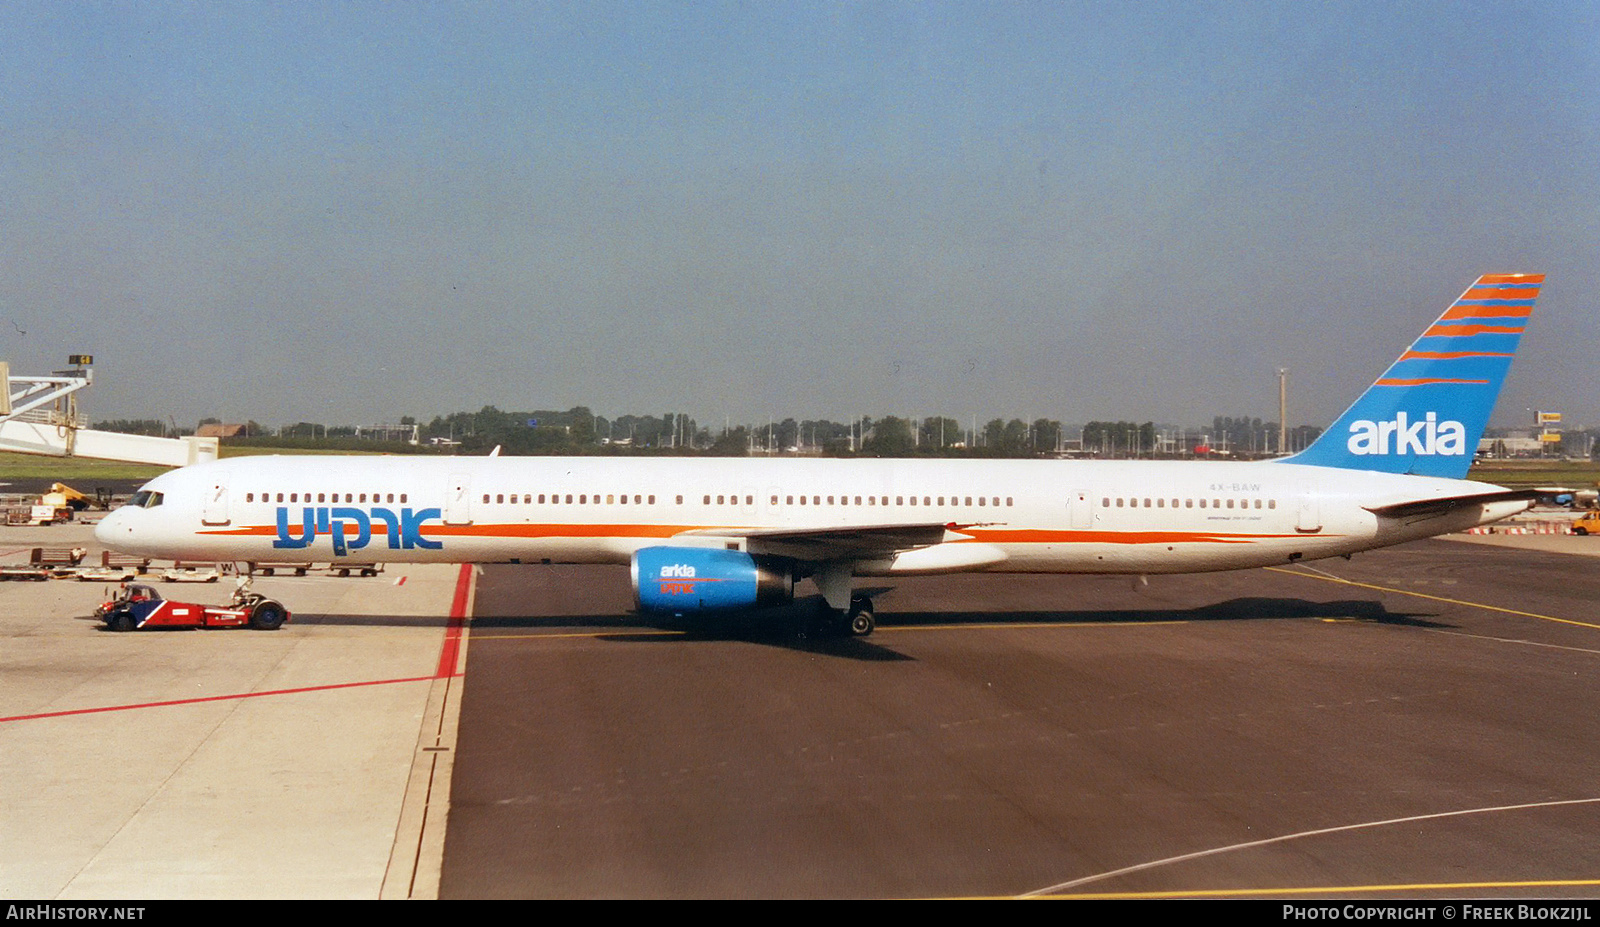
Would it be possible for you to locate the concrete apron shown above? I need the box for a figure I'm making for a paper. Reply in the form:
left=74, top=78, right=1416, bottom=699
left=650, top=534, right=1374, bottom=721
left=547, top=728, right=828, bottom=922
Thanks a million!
left=0, top=524, right=468, bottom=900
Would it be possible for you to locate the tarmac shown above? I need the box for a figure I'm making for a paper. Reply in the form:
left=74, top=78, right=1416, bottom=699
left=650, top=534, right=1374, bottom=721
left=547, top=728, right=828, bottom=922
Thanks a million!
left=446, top=534, right=1600, bottom=899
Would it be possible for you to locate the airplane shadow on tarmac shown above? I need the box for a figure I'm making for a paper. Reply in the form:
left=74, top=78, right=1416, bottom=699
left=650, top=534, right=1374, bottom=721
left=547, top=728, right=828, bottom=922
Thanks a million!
left=461, top=595, right=1446, bottom=661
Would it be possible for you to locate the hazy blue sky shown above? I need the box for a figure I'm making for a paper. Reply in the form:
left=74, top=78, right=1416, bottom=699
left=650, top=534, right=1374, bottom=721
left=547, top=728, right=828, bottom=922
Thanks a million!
left=1, top=1, right=1595, bottom=432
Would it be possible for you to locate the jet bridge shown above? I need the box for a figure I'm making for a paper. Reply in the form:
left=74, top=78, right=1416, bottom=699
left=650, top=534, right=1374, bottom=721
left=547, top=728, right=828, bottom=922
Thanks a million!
left=1, top=359, right=217, bottom=467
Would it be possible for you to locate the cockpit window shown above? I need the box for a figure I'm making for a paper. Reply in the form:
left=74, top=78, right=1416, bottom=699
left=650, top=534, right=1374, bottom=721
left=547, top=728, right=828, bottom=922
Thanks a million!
left=127, top=491, right=164, bottom=509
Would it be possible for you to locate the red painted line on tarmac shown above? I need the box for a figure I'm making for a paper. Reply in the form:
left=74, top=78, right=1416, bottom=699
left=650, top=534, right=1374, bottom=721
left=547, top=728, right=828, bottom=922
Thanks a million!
left=0, top=675, right=440, bottom=724
left=435, top=563, right=473, bottom=679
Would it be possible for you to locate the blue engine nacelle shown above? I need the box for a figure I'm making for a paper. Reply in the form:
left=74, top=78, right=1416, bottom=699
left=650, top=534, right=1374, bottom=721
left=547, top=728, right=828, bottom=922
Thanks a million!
left=631, top=546, right=795, bottom=614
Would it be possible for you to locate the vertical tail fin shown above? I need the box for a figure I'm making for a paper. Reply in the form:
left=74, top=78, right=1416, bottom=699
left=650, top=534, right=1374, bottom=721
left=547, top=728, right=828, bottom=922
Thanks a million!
left=1279, top=273, right=1543, bottom=479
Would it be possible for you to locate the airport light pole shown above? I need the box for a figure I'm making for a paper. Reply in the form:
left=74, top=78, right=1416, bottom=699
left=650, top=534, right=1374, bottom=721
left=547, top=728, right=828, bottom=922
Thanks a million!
left=1278, top=368, right=1288, bottom=456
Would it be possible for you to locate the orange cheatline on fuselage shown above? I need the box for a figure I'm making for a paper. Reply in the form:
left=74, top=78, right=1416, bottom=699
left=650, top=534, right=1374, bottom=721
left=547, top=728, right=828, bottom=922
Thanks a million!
left=197, top=522, right=1327, bottom=547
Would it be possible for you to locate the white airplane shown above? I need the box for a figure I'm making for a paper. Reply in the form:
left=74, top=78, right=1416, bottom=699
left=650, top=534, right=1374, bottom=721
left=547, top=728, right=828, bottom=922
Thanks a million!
left=97, top=273, right=1544, bottom=636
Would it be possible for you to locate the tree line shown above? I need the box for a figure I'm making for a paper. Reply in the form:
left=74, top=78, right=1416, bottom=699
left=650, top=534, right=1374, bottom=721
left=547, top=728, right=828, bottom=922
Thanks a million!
left=91, top=407, right=1332, bottom=459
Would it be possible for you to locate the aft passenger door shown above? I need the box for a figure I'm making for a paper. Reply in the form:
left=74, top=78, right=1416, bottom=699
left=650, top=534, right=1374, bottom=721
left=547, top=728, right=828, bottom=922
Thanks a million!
left=1296, top=481, right=1322, bottom=533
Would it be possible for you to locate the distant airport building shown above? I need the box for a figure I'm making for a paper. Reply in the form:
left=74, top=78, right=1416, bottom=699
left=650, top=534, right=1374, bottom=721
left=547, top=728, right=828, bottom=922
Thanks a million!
left=1478, top=435, right=1545, bottom=457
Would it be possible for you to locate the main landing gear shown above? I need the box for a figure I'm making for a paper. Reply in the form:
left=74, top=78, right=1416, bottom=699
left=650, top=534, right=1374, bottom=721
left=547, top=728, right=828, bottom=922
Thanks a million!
left=805, top=595, right=876, bottom=639
left=846, top=595, right=875, bottom=636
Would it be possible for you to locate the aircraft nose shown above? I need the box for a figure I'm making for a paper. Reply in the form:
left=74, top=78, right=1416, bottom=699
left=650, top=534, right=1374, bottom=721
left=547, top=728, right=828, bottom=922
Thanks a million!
left=94, top=507, right=128, bottom=547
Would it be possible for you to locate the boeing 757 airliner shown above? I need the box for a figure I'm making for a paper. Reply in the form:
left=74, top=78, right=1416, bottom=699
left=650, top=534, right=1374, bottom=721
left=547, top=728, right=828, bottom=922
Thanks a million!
left=97, top=274, right=1544, bottom=635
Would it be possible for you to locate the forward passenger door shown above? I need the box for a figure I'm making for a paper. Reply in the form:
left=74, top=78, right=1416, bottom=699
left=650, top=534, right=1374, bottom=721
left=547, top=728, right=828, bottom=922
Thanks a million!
left=201, top=481, right=230, bottom=526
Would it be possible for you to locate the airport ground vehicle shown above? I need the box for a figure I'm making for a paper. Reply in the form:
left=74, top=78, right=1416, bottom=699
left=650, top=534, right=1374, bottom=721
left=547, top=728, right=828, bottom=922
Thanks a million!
left=1573, top=510, right=1600, bottom=536
left=3, top=483, right=101, bottom=525
left=95, top=578, right=289, bottom=631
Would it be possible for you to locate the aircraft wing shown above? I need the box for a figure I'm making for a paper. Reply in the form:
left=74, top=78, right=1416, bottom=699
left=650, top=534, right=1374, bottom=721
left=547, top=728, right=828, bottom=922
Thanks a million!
left=1364, top=489, right=1543, bottom=519
left=674, top=522, right=966, bottom=559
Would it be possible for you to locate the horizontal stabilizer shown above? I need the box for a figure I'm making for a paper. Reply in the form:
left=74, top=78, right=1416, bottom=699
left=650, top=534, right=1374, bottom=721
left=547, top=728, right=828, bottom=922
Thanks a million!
left=1364, top=489, right=1542, bottom=519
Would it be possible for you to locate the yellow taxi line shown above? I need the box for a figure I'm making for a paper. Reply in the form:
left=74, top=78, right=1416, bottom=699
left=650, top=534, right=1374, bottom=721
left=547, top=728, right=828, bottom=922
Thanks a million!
left=1266, top=566, right=1600, bottom=631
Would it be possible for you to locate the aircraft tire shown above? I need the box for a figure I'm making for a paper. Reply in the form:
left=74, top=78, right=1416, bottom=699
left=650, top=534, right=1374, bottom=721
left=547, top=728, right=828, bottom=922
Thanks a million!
left=250, top=600, right=288, bottom=631
left=848, top=597, right=875, bottom=637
